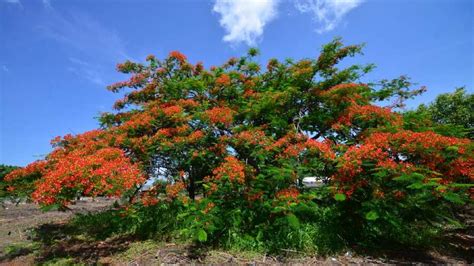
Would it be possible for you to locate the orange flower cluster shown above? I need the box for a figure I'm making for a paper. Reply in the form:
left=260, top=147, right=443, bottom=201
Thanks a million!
left=163, top=105, right=183, bottom=117
left=269, top=133, right=335, bottom=160
left=203, top=202, right=215, bottom=213
left=106, top=73, right=149, bottom=93
left=332, top=130, right=473, bottom=196
left=113, top=98, right=127, bottom=110
left=141, top=191, right=159, bottom=206
left=151, top=126, right=205, bottom=146
left=333, top=104, right=402, bottom=129
left=275, top=187, right=300, bottom=200
left=393, top=190, right=405, bottom=200
left=325, top=83, right=362, bottom=93
left=116, top=60, right=138, bottom=73
left=119, top=112, right=154, bottom=132
left=211, top=156, right=246, bottom=184
left=244, top=79, right=256, bottom=90
left=215, top=74, right=231, bottom=86
left=365, top=130, right=472, bottom=175
left=246, top=191, right=264, bottom=202
left=177, top=99, right=199, bottom=108
left=128, top=73, right=148, bottom=87
left=334, top=144, right=392, bottom=184
left=205, top=106, right=235, bottom=126
left=146, top=54, right=155, bottom=61
left=226, top=57, right=238, bottom=66
left=107, top=81, right=129, bottom=92
left=373, top=189, right=385, bottom=199
left=7, top=130, right=145, bottom=206
left=365, top=130, right=470, bottom=152
left=267, top=58, right=279, bottom=72
left=155, top=128, right=176, bottom=138
left=304, top=138, right=336, bottom=160
left=187, top=130, right=205, bottom=143
left=194, top=62, right=204, bottom=75
left=166, top=181, right=186, bottom=199
left=291, top=60, right=313, bottom=78
left=243, top=89, right=256, bottom=98
left=448, top=158, right=474, bottom=180
left=4, top=161, right=47, bottom=182
left=234, top=129, right=270, bottom=147
left=168, top=51, right=187, bottom=64
left=320, top=83, right=369, bottom=105
left=208, top=142, right=227, bottom=156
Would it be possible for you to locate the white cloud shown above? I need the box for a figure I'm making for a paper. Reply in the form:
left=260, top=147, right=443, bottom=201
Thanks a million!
left=68, top=57, right=105, bottom=86
left=213, top=0, right=279, bottom=46
left=37, top=12, right=130, bottom=62
left=42, top=0, right=52, bottom=9
left=2, top=0, right=21, bottom=3
left=35, top=5, right=132, bottom=86
left=295, top=0, right=363, bottom=33
left=2, top=0, right=23, bottom=8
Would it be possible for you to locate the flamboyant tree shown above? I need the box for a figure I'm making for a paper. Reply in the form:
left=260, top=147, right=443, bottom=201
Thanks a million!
left=6, top=39, right=473, bottom=248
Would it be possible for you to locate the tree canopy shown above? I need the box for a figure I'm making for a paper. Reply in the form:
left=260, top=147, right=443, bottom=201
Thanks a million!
left=5, top=38, right=473, bottom=250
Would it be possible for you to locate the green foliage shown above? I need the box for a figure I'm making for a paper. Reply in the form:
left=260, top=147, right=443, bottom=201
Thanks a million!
left=405, top=88, right=473, bottom=138
left=334, top=193, right=346, bottom=201
left=365, top=210, right=379, bottom=221
left=428, top=88, right=473, bottom=129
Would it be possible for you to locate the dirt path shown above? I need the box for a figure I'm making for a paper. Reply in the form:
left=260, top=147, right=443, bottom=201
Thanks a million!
left=0, top=199, right=113, bottom=254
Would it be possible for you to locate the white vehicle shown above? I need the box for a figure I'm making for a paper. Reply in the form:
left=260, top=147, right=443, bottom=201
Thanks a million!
left=301, top=176, right=327, bottom=188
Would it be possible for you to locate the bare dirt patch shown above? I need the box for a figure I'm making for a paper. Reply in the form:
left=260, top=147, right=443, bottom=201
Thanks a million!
left=0, top=199, right=113, bottom=262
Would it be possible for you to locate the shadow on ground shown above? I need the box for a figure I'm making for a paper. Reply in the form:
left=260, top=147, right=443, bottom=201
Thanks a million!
left=0, top=221, right=134, bottom=264
left=1, top=202, right=472, bottom=264
left=35, top=223, right=134, bottom=264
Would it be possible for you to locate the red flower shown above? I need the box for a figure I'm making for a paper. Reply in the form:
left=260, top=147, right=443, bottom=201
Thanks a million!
left=205, top=106, right=235, bottom=126
left=169, top=51, right=187, bottom=64
left=216, top=74, right=231, bottom=86
left=203, top=202, right=215, bottom=213
left=188, top=130, right=205, bottom=143
left=177, top=99, right=199, bottom=108
left=331, top=130, right=472, bottom=197
left=142, top=191, right=159, bottom=206
left=333, top=104, right=402, bottom=129
left=7, top=130, right=145, bottom=206
left=166, top=182, right=185, bottom=199
left=163, top=105, right=183, bottom=117
left=275, top=188, right=300, bottom=205
left=234, top=129, right=270, bottom=147
left=247, top=191, right=264, bottom=202
left=212, top=156, right=246, bottom=184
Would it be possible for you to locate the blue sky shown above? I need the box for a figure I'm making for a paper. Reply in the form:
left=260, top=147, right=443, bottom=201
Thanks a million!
left=0, top=0, right=473, bottom=166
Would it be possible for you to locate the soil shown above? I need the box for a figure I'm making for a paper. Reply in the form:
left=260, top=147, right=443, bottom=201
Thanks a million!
left=0, top=199, right=113, bottom=251
left=0, top=198, right=113, bottom=265
left=1, top=200, right=473, bottom=265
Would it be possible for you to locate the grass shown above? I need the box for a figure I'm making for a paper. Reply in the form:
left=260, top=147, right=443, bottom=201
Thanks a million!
left=42, top=257, right=82, bottom=266
left=111, top=240, right=160, bottom=262
left=3, top=242, right=40, bottom=259
left=1, top=203, right=472, bottom=265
